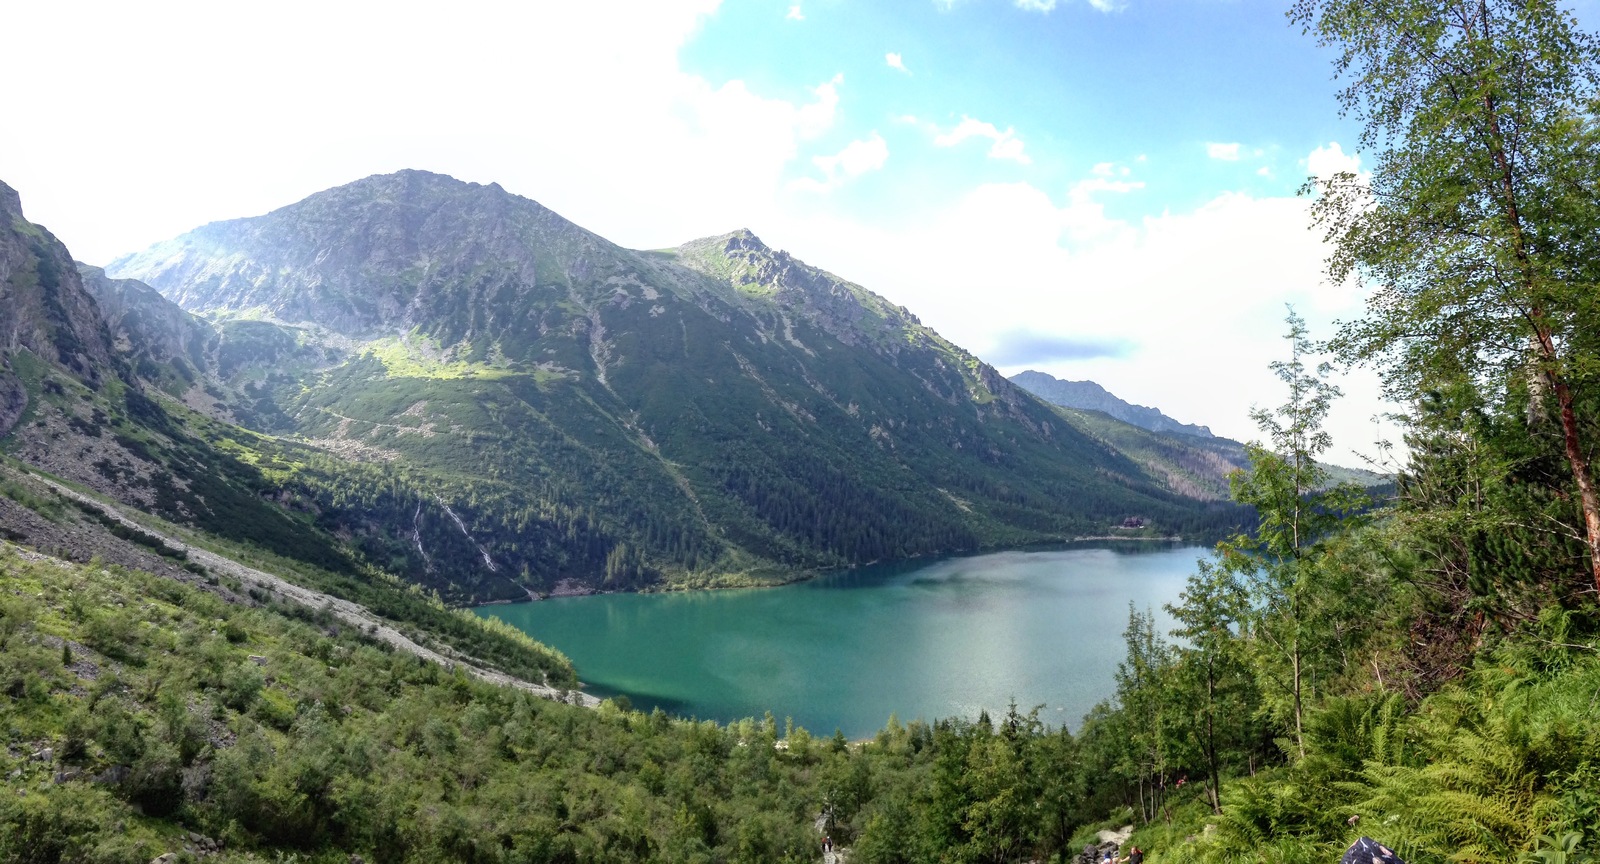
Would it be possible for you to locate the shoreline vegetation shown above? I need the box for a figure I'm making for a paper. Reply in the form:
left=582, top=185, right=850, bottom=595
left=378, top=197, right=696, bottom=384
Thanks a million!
left=474, top=535, right=1192, bottom=604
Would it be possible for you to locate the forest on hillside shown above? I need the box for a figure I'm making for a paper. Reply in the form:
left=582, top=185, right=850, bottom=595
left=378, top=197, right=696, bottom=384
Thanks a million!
left=6, top=1, right=1600, bottom=862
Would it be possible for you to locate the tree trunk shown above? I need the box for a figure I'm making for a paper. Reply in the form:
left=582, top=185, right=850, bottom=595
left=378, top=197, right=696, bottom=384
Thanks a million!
left=1552, top=373, right=1600, bottom=594
left=1480, top=62, right=1600, bottom=594
left=1291, top=646, right=1305, bottom=759
left=1205, top=658, right=1222, bottom=814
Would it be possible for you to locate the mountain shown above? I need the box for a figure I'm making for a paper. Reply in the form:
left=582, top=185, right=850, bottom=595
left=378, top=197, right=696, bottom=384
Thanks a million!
left=0, top=180, right=577, bottom=684
left=1010, top=370, right=1216, bottom=438
left=0, top=180, right=356, bottom=574
left=75, top=263, right=227, bottom=404
left=1012, top=372, right=1386, bottom=500
left=1047, top=405, right=1249, bottom=501
left=0, top=181, right=119, bottom=433
left=105, top=170, right=1245, bottom=601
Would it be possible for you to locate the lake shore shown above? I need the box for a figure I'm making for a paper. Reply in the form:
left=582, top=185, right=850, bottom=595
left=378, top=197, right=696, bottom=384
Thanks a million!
left=480, top=535, right=1194, bottom=604
left=473, top=543, right=1207, bottom=737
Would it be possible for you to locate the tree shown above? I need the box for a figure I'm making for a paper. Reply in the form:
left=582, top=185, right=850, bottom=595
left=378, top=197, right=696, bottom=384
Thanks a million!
left=1114, top=604, right=1178, bottom=823
left=1294, top=0, right=1600, bottom=595
left=1166, top=558, right=1255, bottom=813
left=1228, top=310, right=1368, bottom=757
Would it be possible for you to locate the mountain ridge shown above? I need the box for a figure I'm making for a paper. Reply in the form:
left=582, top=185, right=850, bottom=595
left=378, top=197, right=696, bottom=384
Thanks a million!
left=1010, top=369, right=1216, bottom=438
left=96, top=169, right=1247, bottom=601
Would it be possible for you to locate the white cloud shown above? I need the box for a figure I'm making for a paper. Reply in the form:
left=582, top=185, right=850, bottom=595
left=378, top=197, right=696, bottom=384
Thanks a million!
left=786, top=4, right=804, bottom=20
left=797, top=74, right=846, bottom=138
left=886, top=52, right=910, bottom=73
left=793, top=132, right=890, bottom=192
left=1061, top=166, right=1144, bottom=246
left=765, top=142, right=1389, bottom=466
left=932, top=116, right=1032, bottom=165
left=1206, top=142, right=1242, bottom=161
left=1306, top=140, right=1363, bottom=180
left=1017, top=0, right=1121, bottom=10
left=1256, top=165, right=1274, bottom=178
left=0, top=0, right=847, bottom=262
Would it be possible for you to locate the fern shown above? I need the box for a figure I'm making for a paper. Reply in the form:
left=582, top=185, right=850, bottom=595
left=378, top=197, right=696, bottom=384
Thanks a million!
left=1522, top=832, right=1593, bottom=864
left=1352, top=650, right=1595, bottom=863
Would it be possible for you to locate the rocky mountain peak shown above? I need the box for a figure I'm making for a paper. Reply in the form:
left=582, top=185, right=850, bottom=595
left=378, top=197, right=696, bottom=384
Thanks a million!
left=674, top=228, right=925, bottom=344
left=105, top=169, right=610, bottom=339
left=723, top=227, right=767, bottom=250
left=0, top=180, right=22, bottom=219
left=301, top=169, right=513, bottom=209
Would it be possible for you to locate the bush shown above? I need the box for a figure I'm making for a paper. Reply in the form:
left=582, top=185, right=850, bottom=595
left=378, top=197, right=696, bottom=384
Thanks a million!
left=83, top=609, right=144, bottom=663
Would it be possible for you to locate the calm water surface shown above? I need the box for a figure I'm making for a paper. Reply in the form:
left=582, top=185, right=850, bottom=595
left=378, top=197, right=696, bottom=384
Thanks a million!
left=476, top=543, right=1205, bottom=737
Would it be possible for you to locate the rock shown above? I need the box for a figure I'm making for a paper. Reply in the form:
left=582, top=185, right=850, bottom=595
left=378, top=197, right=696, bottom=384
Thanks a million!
left=52, top=769, right=81, bottom=784
left=1074, top=840, right=1124, bottom=864
left=0, top=181, right=117, bottom=396
left=1096, top=825, right=1134, bottom=846
left=151, top=854, right=178, bottom=864
left=248, top=655, right=268, bottom=666
left=30, top=747, right=52, bottom=763
left=93, top=765, right=130, bottom=784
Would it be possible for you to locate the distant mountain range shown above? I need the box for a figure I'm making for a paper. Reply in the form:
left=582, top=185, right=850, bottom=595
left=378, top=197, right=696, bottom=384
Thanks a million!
left=1011, top=369, right=1385, bottom=498
left=1010, top=370, right=1215, bottom=438
left=2, top=171, right=1255, bottom=604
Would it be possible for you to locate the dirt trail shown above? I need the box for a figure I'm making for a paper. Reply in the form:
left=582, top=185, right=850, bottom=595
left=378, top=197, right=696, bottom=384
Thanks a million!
left=32, top=475, right=599, bottom=707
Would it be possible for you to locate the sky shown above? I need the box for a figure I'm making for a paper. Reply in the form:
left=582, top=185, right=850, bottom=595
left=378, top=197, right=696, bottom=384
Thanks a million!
left=0, top=0, right=1504, bottom=467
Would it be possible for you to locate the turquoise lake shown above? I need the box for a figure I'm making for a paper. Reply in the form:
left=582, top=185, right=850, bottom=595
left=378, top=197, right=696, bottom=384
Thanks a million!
left=476, top=543, right=1207, bottom=738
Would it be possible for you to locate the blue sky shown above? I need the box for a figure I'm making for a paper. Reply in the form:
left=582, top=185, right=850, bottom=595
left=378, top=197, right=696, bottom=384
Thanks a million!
left=685, top=0, right=1354, bottom=223
left=14, top=0, right=1563, bottom=463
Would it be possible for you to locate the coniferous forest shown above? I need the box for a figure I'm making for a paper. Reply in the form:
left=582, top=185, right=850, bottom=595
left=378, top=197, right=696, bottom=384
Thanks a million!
left=6, top=1, right=1600, bottom=863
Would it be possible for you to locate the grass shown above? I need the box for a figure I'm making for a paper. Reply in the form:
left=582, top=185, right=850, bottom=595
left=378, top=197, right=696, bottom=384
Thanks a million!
left=364, top=334, right=522, bottom=380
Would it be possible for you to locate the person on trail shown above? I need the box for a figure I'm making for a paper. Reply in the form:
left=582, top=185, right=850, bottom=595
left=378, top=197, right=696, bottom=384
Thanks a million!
left=1125, top=846, right=1144, bottom=864
left=823, top=835, right=832, bottom=854
left=1340, top=837, right=1405, bottom=864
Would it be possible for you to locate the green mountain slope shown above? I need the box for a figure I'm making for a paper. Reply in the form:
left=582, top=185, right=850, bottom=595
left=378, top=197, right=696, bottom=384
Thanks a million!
left=106, top=170, right=1244, bottom=601
left=0, top=181, right=573, bottom=684
left=1045, top=405, right=1250, bottom=501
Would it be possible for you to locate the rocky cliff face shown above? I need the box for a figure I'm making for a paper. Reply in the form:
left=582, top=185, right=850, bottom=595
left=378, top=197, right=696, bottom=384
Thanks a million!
left=0, top=181, right=119, bottom=435
left=78, top=264, right=220, bottom=387
left=0, top=180, right=355, bottom=574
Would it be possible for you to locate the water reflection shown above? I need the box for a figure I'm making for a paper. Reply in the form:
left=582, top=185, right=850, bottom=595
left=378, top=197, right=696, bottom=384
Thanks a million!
left=477, top=542, right=1207, bottom=737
